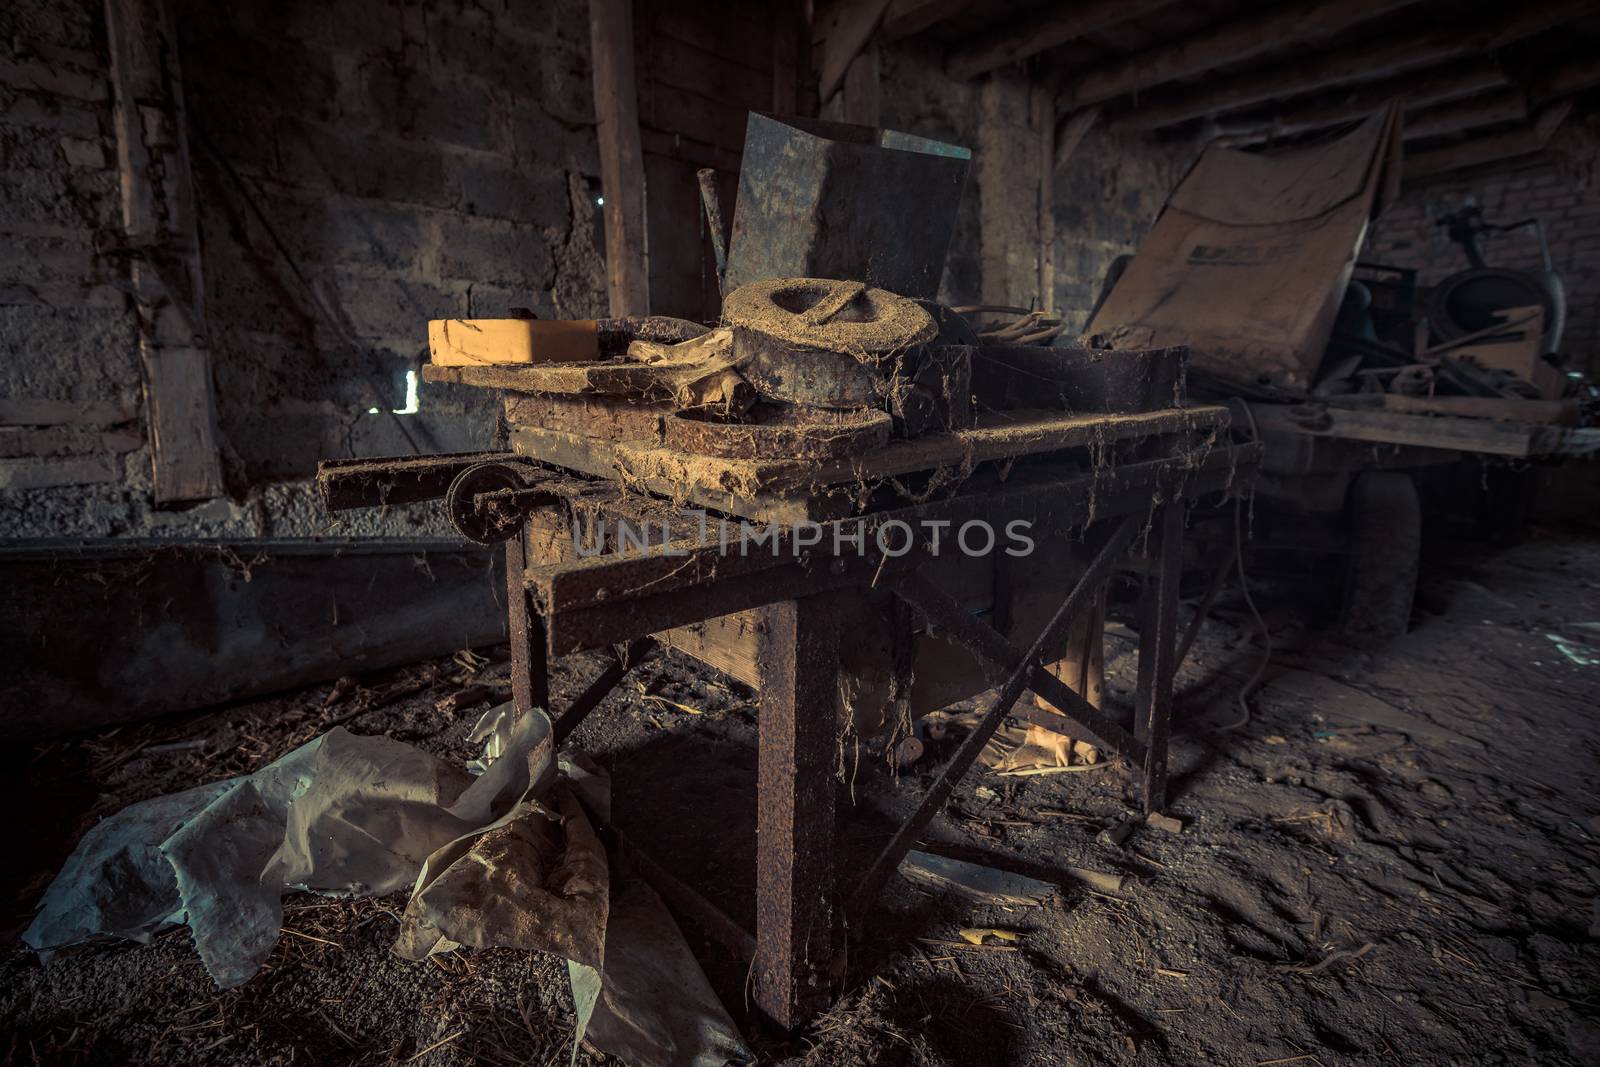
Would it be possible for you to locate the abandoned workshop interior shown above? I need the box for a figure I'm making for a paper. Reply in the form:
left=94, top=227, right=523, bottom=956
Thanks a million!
left=4, top=0, right=1600, bottom=1064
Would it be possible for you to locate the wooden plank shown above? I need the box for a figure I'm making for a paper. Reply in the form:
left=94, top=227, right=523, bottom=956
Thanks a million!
left=1345, top=395, right=1581, bottom=425
left=643, top=151, right=719, bottom=321
left=0, top=397, right=136, bottom=426
left=815, top=0, right=893, bottom=104
left=643, top=31, right=773, bottom=107
left=1406, top=100, right=1572, bottom=181
left=105, top=0, right=223, bottom=503
left=821, top=40, right=880, bottom=126
left=1110, top=1, right=1588, bottom=131
left=639, top=127, right=744, bottom=173
left=503, top=394, right=667, bottom=442
left=947, top=0, right=1171, bottom=82
left=1251, top=403, right=1539, bottom=457
left=0, top=427, right=142, bottom=457
left=1403, top=90, right=1528, bottom=142
left=1035, top=85, right=1055, bottom=315
left=1205, top=59, right=1506, bottom=145
left=1053, top=105, right=1100, bottom=171
left=639, top=79, right=757, bottom=150
left=582, top=405, right=1230, bottom=496
left=590, top=0, right=649, bottom=315
left=883, top=0, right=973, bottom=40
left=427, top=318, right=599, bottom=366
left=1057, top=0, right=1417, bottom=111
left=510, top=406, right=1233, bottom=523
left=0, top=455, right=121, bottom=490
left=1529, top=55, right=1600, bottom=102
left=772, top=1, right=802, bottom=114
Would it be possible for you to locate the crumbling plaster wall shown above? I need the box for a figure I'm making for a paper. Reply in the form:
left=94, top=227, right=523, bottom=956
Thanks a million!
left=1365, top=158, right=1600, bottom=379
left=1, top=0, right=606, bottom=539
left=879, top=41, right=1192, bottom=329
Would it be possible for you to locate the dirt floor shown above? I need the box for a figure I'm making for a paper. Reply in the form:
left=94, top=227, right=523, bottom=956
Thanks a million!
left=3, top=523, right=1599, bottom=1066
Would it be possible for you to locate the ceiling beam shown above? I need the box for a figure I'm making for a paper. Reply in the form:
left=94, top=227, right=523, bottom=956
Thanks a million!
left=1528, top=55, right=1600, bottom=101
left=1210, top=60, right=1505, bottom=144
left=1057, top=0, right=1420, bottom=111
left=815, top=0, right=893, bottom=104
left=1109, top=0, right=1592, bottom=131
left=1402, top=89, right=1528, bottom=142
left=1405, top=100, right=1573, bottom=181
left=882, top=0, right=971, bottom=41
left=946, top=0, right=1172, bottom=82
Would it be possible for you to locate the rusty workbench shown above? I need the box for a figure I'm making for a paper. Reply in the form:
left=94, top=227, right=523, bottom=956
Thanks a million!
left=322, top=386, right=1261, bottom=1030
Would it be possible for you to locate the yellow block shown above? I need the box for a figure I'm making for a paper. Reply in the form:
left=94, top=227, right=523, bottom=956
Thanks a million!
left=428, top=318, right=599, bottom=366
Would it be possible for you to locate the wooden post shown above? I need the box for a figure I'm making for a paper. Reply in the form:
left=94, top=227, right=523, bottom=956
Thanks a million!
left=506, top=527, right=550, bottom=720
left=1032, top=84, right=1055, bottom=315
left=104, top=0, right=223, bottom=503
left=822, top=41, right=881, bottom=126
left=589, top=0, right=649, bottom=316
left=754, top=594, right=839, bottom=1030
left=1135, top=505, right=1184, bottom=814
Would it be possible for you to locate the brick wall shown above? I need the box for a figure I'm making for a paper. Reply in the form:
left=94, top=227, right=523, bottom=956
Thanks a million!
left=0, top=0, right=606, bottom=537
left=1364, top=161, right=1600, bottom=378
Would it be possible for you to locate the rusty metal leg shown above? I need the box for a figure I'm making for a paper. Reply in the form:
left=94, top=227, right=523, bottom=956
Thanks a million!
left=1136, top=505, right=1184, bottom=814
left=506, top=529, right=549, bottom=718
left=754, top=594, right=839, bottom=1031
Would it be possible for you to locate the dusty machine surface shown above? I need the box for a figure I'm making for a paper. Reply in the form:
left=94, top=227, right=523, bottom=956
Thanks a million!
left=1086, top=103, right=1600, bottom=646
left=318, top=116, right=1261, bottom=1030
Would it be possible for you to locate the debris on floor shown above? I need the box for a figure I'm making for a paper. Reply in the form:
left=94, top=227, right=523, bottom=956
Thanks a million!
left=22, top=704, right=751, bottom=1067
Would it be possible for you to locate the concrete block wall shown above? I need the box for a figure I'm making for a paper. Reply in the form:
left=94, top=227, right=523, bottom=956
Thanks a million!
left=0, top=0, right=145, bottom=535
left=879, top=41, right=1190, bottom=330
left=0, top=0, right=606, bottom=538
left=1364, top=161, right=1600, bottom=379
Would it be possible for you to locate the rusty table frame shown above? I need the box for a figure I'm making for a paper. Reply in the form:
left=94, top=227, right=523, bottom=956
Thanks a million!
left=493, top=439, right=1259, bottom=1029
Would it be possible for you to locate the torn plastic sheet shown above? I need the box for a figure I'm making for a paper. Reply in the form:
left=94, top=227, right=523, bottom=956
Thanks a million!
left=24, top=703, right=751, bottom=1066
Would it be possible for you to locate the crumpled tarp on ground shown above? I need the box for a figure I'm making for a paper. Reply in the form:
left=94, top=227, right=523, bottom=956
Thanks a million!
left=23, top=705, right=752, bottom=1067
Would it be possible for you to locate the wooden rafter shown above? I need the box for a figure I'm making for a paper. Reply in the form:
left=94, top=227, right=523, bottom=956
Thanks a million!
left=1112, top=0, right=1593, bottom=131
left=882, top=0, right=972, bottom=41
left=1057, top=0, right=1420, bottom=112
left=1528, top=55, right=1600, bottom=102
left=815, top=0, right=893, bottom=105
left=1406, top=99, right=1574, bottom=181
left=1403, top=89, right=1528, bottom=142
left=946, top=0, right=1172, bottom=82
left=1206, top=59, right=1505, bottom=145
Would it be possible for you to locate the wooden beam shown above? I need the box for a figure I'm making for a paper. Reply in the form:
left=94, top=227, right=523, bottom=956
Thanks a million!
left=947, top=0, right=1171, bottom=82
left=1058, top=0, right=1418, bottom=111
left=1406, top=100, right=1574, bottom=181
left=883, top=0, right=972, bottom=41
left=1207, top=59, right=1505, bottom=145
left=772, top=1, right=803, bottom=114
left=1033, top=85, right=1054, bottom=315
left=104, top=0, right=223, bottom=503
left=590, top=0, right=649, bottom=316
left=820, top=5, right=882, bottom=129
left=1403, top=89, right=1528, bottom=142
left=1528, top=55, right=1600, bottom=102
left=814, top=0, right=893, bottom=105
left=1053, top=105, right=1100, bottom=170
left=1111, top=0, right=1592, bottom=131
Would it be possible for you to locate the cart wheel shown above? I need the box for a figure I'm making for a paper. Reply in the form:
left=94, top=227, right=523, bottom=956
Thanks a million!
left=1339, top=471, right=1421, bottom=648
